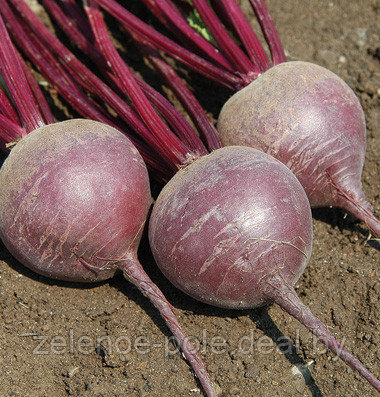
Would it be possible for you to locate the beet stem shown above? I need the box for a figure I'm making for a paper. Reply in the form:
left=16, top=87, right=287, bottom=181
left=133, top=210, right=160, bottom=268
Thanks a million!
left=60, top=0, right=95, bottom=40
left=85, top=0, right=191, bottom=167
left=217, top=0, right=271, bottom=72
left=93, top=0, right=242, bottom=90
left=137, top=75, right=209, bottom=155
left=0, top=112, right=25, bottom=142
left=248, top=0, right=286, bottom=65
left=1, top=1, right=114, bottom=126
left=191, top=0, right=254, bottom=75
left=265, top=273, right=380, bottom=391
left=138, top=42, right=223, bottom=151
left=0, top=11, right=44, bottom=132
left=18, top=53, right=55, bottom=125
left=0, top=82, right=19, bottom=124
left=143, top=0, right=236, bottom=72
left=121, top=256, right=216, bottom=397
left=40, top=0, right=106, bottom=68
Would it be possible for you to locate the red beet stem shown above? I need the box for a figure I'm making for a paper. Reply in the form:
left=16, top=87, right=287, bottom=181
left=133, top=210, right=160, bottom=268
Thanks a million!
left=40, top=0, right=208, bottom=156
left=264, top=273, right=380, bottom=391
left=191, top=0, right=254, bottom=75
left=60, top=0, right=94, bottom=39
left=0, top=85, right=19, bottom=124
left=138, top=41, right=223, bottom=151
left=18, top=53, right=55, bottom=125
left=0, top=11, right=44, bottom=132
left=143, top=0, right=236, bottom=72
left=137, top=76, right=209, bottom=155
left=216, top=0, right=270, bottom=72
left=121, top=254, right=216, bottom=397
left=248, top=0, right=286, bottom=65
left=7, top=0, right=179, bottom=173
left=40, top=0, right=106, bottom=68
left=0, top=113, right=25, bottom=143
left=1, top=1, right=115, bottom=126
left=85, top=0, right=191, bottom=167
left=93, top=0, right=242, bottom=90
left=133, top=77, right=207, bottom=156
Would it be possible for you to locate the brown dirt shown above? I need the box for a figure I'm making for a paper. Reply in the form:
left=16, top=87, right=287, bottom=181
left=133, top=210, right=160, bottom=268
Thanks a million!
left=0, top=0, right=379, bottom=396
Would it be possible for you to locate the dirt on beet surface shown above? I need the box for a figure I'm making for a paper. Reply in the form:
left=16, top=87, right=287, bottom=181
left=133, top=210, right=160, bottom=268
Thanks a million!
left=0, top=0, right=379, bottom=396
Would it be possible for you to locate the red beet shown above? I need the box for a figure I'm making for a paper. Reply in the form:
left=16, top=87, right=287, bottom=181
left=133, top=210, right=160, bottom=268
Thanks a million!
left=149, top=145, right=380, bottom=391
left=218, top=61, right=379, bottom=236
left=150, top=146, right=313, bottom=308
left=0, top=119, right=150, bottom=282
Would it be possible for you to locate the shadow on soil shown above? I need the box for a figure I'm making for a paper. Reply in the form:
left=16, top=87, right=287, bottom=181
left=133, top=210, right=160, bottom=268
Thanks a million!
left=312, top=207, right=379, bottom=251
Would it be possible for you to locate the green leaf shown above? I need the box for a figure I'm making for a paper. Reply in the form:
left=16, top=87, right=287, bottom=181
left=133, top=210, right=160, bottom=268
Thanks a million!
left=187, top=9, right=217, bottom=46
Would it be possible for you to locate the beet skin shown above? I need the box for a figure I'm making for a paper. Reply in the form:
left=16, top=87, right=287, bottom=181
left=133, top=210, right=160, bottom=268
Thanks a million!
left=149, top=145, right=380, bottom=391
left=149, top=146, right=313, bottom=309
left=0, top=119, right=151, bottom=282
left=218, top=61, right=379, bottom=235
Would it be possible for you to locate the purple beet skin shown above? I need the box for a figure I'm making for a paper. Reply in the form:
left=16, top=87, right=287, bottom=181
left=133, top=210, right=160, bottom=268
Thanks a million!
left=0, top=119, right=151, bottom=282
left=149, top=145, right=380, bottom=391
left=218, top=61, right=380, bottom=236
left=149, top=146, right=313, bottom=309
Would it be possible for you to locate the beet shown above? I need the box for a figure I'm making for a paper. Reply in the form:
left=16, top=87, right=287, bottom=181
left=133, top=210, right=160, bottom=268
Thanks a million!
left=0, top=119, right=150, bottom=282
left=218, top=61, right=379, bottom=235
left=149, top=145, right=380, bottom=391
left=150, top=146, right=312, bottom=308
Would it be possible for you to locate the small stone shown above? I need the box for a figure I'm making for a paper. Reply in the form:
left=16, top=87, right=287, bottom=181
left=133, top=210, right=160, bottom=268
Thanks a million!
left=338, top=55, right=347, bottom=63
left=317, top=49, right=338, bottom=65
left=344, top=27, right=367, bottom=47
left=68, top=367, right=79, bottom=378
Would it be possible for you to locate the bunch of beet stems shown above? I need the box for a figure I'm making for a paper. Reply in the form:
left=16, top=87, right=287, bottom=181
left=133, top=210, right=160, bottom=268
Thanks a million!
left=85, top=0, right=380, bottom=238
left=37, top=0, right=222, bottom=153
left=0, top=0, right=219, bottom=182
left=0, top=6, right=219, bottom=396
left=0, top=24, right=53, bottom=149
left=0, top=0, right=221, bottom=193
left=0, top=0, right=173, bottom=182
left=89, top=0, right=282, bottom=90
left=6, top=0, right=219, bottom=153
left=5, top=0, right=380, bottom=390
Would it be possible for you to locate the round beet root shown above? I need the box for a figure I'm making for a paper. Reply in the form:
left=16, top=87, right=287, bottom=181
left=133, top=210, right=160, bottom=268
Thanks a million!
left=0, top=119, right=151, bottom=282
left=149, top=146, right=380, bottom=390
left=218, top=61, right=379, bottom=235
left=149, top=146, right=313, bottom=309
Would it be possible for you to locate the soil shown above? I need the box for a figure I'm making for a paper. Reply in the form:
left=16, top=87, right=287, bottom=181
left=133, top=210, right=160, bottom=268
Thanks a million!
left=0, top=0, right=379, bottom=396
